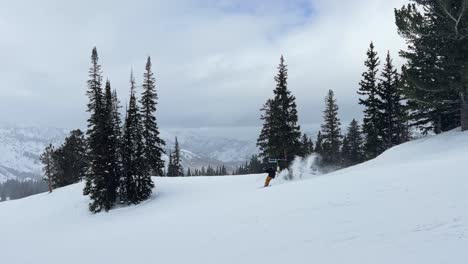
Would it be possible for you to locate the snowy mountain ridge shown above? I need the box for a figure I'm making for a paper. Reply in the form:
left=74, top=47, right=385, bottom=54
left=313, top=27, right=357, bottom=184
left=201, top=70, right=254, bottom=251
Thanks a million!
left=0, top=126, right=257, bottom=182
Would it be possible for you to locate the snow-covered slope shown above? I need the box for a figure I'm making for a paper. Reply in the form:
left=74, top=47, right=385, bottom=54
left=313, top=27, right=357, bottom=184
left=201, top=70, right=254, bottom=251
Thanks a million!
left=1, top=130, right=467, bottom=264
left=0, top=126, right=257, bottom=181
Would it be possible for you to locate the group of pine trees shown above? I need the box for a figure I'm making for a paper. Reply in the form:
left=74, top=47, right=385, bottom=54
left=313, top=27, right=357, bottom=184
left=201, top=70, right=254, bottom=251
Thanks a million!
left=166, top=137, right=184, bottom=176
left=0, top=179, right=48, bottom=202
left=36, top=0, right=467, bottom=211
left=257, top=45, right=409, bottom=171
left=81, top=48, right=165, bottom=212
left=40, top=129, right=87, bottom=192
left=232, top=154, right=264, bottom=175
left=187, top=165, right=228, bottom=176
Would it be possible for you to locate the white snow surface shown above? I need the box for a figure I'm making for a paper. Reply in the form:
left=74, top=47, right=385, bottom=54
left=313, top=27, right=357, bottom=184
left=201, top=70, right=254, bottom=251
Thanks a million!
left=1, top=129, right=468, bottom=263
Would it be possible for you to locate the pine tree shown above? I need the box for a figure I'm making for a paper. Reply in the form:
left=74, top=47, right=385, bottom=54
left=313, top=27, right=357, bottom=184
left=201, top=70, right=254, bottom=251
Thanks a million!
left=166, top=151, right=174, bottom=176
left=186, top=168, right=192, bottom=176
left=257, top=56, right=302, bottom=168
left=395, top=1, right=467, bottom=131
left=40, top=144, right=56, bottom=193
left=320, top=90, right=342, bottom=166
left=83, top=48, right=118, bottom=213
left=140, top=56, right=165, bottom=176
left=358, top=42, right=385, bottom=159
left=121, top=72, right=154, bottom=204
left=379, top=52, right=407, bottom=149
left=314, top=131, right=323, bottom=155
left=172, top=137, right=184, bottom=176
left=300, top=134, right=314, bottom=156
left=52, top=129, right=87, bottom=187
left=342, top=119, right=365, bottom=166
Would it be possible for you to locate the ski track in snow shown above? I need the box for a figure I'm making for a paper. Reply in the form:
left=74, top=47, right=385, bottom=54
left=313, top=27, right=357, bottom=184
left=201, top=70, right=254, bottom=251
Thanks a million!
left=1, top=129, right=468, bottom=263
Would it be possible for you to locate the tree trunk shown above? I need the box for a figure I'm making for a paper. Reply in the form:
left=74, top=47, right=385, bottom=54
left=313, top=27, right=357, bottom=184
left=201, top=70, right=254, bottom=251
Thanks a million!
left=461, top=98, right=468, bottom=131
left=461, top=63, right=468, bottom=131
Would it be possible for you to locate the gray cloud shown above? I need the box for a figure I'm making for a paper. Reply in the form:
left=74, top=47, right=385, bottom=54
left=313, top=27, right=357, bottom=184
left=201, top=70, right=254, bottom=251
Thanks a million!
left=0, top=0, right=408, bottom=129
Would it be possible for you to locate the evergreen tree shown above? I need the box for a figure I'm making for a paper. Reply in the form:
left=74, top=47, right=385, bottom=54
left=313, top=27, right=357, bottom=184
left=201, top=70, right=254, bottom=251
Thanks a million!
left=379, top=52, right=407, bottom=149
left=320, top=90, right=342, bottom=166
left=358, top=42, right=384, bottom=159
left=172, top=137, right=184, bottom=176
left=52, top=129, right=87, bottom=187
left=300, top=134, right=314, bottom=156
left=111, top=89, right=123, bottom=173
left=166, top=151, right=174, bottom=176
left=40, top=144, right=56, bottom=193
left=121, top=72, right=154, bottom=204
left=248, top=154, right=263, bottom=174
left=257, top=56, right=302, bottom=168
left=395, top=1, right=468, bottom=131
left=140, top=56, right=165, bottom=176
left=186, top=168, right=192, bottom=177
left=83, top=48, right=118, bottom=213
left=314, top=131, right=323, bottom=155
left=342, top=119, right=365, bottom=166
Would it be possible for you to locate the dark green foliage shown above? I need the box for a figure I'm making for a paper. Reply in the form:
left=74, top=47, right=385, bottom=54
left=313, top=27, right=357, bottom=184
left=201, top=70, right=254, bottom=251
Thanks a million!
left=379, top=52, right=408, bottom=148
left=121, top=72, right=154, bottom=204
left=40, top=144, right=56, bottom=193
left=320, top=90, right=342, bottom=166
left=0, top=180, right=48, bottom=202
left=358, top=42, right=384, bottom=159
left=83, top=48, right=120, bottom=213
left=341, top=119, right=365, bottom=167
left=40, top=130, right=87, bottom=192
left=300, top=134, right=314, bottom=156
left=166, top=151, right=174, bottom=176
left=140, top=57, right=166, bottom=176
left=233, top=154, right=265, bottom=175
left=395, top=0, right=468, bottom=131
left=257, top=56, right=302, bottom=168
left=314, top=131, right=323, bottom=155
left=52, top=129, right=87, bottom=188
left=167, top=137, right=183, bottom=176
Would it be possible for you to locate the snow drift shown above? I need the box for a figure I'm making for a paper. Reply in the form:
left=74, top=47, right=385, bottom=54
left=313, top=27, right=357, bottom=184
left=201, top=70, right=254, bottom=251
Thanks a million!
left=1, top=129, right=468, bottom=264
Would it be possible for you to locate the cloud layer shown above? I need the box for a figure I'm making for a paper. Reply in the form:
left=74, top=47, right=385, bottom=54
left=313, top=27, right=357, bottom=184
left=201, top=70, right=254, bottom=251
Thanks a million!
left=0, top=0, right=408, bottom=129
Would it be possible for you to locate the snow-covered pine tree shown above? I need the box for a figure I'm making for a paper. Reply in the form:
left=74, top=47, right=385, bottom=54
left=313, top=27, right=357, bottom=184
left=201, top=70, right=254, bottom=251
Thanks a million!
left=121, top=72, right=154, bottom=204
left=314, top=131, right=323, bottom=155
left=342, top=119, right=365, bottom=167
left=320, top=89, right=342, bottom=166
left=140, top=56, right=165, bottom=176
left=102, top=80, right=121, bottom=203
left=300, top=134, right=314, bottom=156
left=378, top=52, right=407, bottom=149
left=166, top=151, right=174, bottom=176
left=171, top=137, right=184, bottom=176
left=83, top=48, right=119, bottom=213
left=257, top=56, right=302, bottom=168
left=40, top=144, right=56, bottom=193
left=358, top=42, right=385, bottom=159
left=52, top=129, right=87, bottom=187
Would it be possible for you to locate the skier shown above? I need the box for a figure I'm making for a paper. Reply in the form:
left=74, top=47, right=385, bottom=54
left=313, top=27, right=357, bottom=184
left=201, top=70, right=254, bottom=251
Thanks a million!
left=264, top=167, right=276, bottom=187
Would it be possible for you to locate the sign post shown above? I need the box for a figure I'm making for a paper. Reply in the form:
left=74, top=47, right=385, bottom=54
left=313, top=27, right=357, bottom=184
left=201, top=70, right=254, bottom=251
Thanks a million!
left=268, top=158, right=287, bottom=172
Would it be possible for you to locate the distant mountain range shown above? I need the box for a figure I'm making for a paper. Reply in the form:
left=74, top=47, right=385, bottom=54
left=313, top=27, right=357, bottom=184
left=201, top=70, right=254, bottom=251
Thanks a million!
left=0, top=126, right=258, bottom=182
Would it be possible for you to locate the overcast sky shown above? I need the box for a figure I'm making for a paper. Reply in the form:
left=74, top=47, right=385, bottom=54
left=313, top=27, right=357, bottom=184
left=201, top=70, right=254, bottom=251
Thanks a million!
left=0, top=0, right=409, bottom=130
